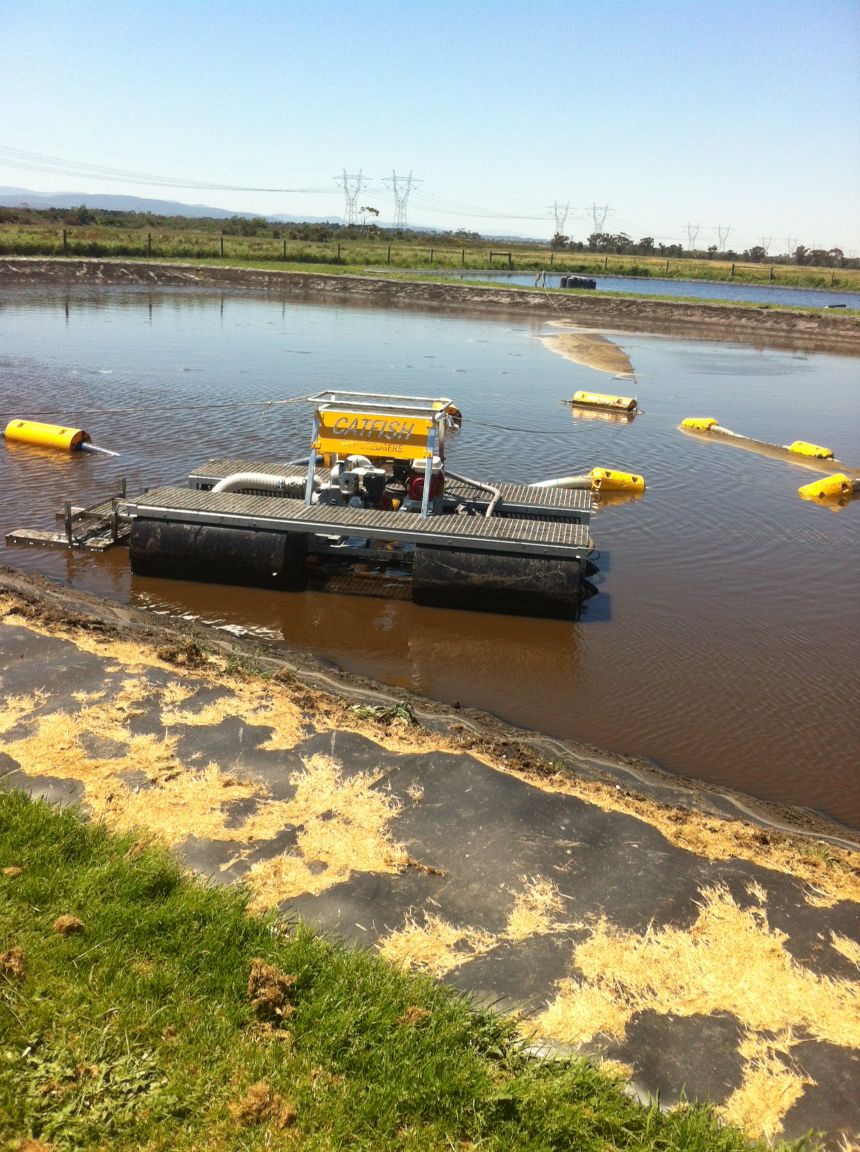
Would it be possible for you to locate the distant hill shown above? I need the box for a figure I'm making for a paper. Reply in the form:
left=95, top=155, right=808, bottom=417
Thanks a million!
left=0, top=187, right=341, bottom=225
left=0, top=187, right=543, bottom=242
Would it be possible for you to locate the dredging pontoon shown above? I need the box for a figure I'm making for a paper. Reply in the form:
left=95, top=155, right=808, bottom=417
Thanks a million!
left=123, top=391, right=595, bottom=619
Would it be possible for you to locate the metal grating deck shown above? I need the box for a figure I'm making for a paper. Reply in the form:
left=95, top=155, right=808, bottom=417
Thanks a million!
left=186, top=458, right=592, bottom=521
left=123, top=486, right=591, bottom=559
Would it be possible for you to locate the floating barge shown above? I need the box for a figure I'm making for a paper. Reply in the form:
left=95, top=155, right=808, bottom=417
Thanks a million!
left=8, top=391, right=596, bottom=618
left=125, top=392, right=595, bottom=618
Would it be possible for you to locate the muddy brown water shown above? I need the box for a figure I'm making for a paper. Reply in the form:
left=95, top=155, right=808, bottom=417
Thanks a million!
left=1, top=285, right=858, bottom=828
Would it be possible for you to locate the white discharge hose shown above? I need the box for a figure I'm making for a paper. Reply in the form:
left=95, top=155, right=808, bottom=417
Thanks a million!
left=211, top=471, right=318, bottom=495
left=529, top=475, right=593, bottom=490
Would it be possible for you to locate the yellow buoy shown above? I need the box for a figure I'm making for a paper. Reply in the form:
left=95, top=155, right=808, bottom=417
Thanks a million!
left=3, top=419, right=91, bottom=451
left=681, top=417, right=718, bottom=431
left=590, top=467, right=646, bottom=492
left=797, top=474, right=853, bottom=500
left=788, top=440, right=833, bottom=459
left=572, top=391, right=637, bottom=413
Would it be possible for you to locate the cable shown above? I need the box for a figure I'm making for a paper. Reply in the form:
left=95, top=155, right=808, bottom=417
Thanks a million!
left=0, top=395, right=310, bottom=419
left=0, top=146, right=336, bottom=195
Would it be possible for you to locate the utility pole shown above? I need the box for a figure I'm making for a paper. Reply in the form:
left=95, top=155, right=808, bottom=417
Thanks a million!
left=334, top=169, right=366, bottom=225
left=548, top=200, right=570, bottom=237
left=384, top=171, right=421, bottom=229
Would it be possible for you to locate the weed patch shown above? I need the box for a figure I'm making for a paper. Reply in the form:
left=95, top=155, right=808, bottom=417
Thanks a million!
left=0, top=791, right=801, bottom=1151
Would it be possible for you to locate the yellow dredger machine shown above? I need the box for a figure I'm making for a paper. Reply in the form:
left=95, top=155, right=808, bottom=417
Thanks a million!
left=118, top=390, right=647, bottom=618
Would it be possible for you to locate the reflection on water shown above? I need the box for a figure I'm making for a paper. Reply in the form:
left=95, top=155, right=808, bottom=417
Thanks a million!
left=1, top=285, right=859, bottom=827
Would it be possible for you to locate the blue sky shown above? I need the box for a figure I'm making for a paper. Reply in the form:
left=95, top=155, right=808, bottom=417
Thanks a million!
left=2, top=0, right=858, bottom=253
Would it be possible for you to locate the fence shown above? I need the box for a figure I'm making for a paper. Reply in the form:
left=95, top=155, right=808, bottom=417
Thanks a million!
left=0, top=226, right=854, bottom=289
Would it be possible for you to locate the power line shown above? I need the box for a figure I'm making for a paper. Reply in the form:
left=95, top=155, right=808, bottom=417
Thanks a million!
left=0, top=145, right=334, bottom=195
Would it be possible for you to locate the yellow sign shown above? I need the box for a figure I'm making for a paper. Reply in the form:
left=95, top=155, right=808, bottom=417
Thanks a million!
left=314, top=410, right=434, bottom=459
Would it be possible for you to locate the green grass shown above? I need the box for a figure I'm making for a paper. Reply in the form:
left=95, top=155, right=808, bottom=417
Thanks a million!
left=0, top=792, right=813, bottom=1151
left=1, top=222, right=858, bottom=293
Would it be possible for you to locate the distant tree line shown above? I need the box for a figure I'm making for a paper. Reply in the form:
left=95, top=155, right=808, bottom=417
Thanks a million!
left=0, top=206, right=486, bottom=247
left=550, top=231, right=855, bottom=268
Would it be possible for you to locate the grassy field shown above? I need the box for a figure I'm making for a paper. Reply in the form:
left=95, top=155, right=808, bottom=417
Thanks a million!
left=0, top=791, right=810, bottom=1152
left=1, top=222, right=858, bottom=292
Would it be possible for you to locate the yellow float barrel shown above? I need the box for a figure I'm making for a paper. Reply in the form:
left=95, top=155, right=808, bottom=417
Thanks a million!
left=572, top=391, right=637, bottom=413
left=4, top=419, right=91, bottom=451
left=788, top=440, right=833, bottom=459
left=590, top=467, right=646, bottom=492
left=797, top=474, right=853, bottom=500
left=680, top=417, right=718, bottom=431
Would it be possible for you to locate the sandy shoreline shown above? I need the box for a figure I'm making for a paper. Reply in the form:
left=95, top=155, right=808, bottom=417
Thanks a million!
left=2, top=256, right=860, bottom=354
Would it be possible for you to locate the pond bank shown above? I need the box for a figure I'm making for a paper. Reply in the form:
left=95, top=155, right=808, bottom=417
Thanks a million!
left=1, top=566, right=859, bottom=1147
left=2, top=256, right=859, bottom=353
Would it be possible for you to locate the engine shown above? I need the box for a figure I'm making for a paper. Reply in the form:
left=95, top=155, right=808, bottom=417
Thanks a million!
left=315, top=454, right=445, bottom=513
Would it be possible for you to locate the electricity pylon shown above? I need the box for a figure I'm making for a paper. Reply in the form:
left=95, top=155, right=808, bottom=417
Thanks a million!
left=334, top=169, right=366, bottom=225
left=548, top=200, right=570, bottom=236
left=591, top=203, right=609, bottom=234
left=384, top=171, right=420, bottom=228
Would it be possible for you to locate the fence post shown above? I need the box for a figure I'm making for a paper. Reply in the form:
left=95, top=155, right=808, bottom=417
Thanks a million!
left=387, top=244, right=391, bottom=264
left=461, top=248, right=465, bottom=265
left=63, top=229, right=67, bottom=255
left=147, top=232, right=152, bottom=257
left=488, top=251, right=493, bottom=266
left=429, top=248, right=434, bottom=264
left=220, top=234, right=224, bottom=258
left=831, top=270, right=835, bottom=286
left=604, top=255, right=608, bottom=271
left=508, top=252, right=512, bottom=268
left=730, top=263, right=735, bottom=279
left=336, top=243, right=341, bottom=262
left=549, top=252, right=554, bottom=267
left=769, top=265, right=774, bottom=281
left=283, top=239, right=287, bottom=260
left=665, top=259, right=669, bottom=273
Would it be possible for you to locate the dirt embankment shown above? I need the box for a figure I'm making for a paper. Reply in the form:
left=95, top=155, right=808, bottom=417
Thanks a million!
left=2, top=257, right=859, bottom=354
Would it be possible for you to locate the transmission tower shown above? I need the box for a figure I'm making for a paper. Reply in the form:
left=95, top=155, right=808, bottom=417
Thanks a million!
left=686, top=223, right=700, bottom=251
left=760, top=236, right=773, bottom=254
left=785, top=236, right=797, bottom=256
left=716, top=224, right=731, bottom=251
left=591, top=203, right=610, bottom=234
left=334, top=169, right=366, bottom=225
left=548, top=200, right=570, bottom=236
left=384, top=171, right=421, bottom=229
